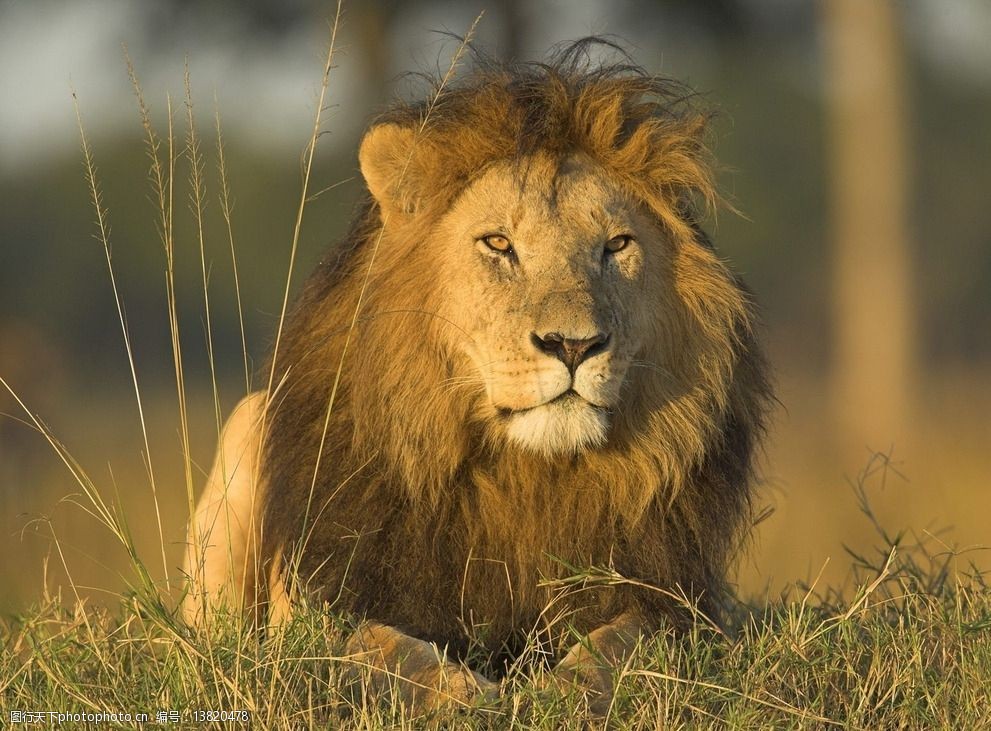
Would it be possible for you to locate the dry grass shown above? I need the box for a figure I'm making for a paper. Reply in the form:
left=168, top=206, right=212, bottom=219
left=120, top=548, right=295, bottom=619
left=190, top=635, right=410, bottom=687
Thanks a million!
left=2, top=510, right=989, bottom=728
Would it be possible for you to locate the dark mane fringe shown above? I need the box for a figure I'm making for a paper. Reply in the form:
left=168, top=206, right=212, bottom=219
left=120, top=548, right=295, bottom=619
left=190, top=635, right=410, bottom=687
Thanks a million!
left=373, top=36, right=718, bottom=230
left=310, top=36, right=717, bottom=300
left=260, top=39, right=772, bottom=653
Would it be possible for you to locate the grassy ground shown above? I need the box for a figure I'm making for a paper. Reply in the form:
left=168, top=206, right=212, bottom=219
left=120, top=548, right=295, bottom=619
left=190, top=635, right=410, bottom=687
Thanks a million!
left=2, top=515, right=989, bottom=729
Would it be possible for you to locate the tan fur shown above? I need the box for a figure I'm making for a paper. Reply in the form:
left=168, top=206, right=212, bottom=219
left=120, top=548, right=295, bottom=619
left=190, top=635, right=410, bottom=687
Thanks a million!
left=345, top=622, right=498, bottom=712
left=548, top=612, right=644, bottom=713
left=181, top=392, right=265, bottom=624
left=183, top=42, right=772, bottom=714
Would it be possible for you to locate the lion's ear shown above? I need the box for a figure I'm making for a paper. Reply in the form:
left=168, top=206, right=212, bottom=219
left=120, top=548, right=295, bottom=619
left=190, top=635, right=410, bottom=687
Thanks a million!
left=359, top=123, right=420, bottom=215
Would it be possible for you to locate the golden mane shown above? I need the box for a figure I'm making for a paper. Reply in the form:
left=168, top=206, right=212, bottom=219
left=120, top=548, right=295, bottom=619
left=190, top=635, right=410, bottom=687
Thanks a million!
left=260, top=40, right=772, bottom=650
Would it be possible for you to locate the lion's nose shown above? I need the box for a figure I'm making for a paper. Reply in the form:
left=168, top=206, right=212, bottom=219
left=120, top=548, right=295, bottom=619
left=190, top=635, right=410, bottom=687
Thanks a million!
left=530, top=331, right=611, bottom=373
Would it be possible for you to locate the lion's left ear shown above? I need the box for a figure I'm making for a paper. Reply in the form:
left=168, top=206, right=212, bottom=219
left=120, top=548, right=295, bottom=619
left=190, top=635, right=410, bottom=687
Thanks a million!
left=359, top=123, right=420, bottom=215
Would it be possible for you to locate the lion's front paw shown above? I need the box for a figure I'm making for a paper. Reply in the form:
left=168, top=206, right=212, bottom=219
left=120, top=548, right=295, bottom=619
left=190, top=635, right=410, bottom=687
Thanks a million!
left=366, top=662, right=498, bottom=715
left=537, top=614, right=640, bottom=716
left=427, top=663, right=500, bottom=711
left=344, top=622, right=499, bottom=715
left=541, top=659, right=615, bottom=717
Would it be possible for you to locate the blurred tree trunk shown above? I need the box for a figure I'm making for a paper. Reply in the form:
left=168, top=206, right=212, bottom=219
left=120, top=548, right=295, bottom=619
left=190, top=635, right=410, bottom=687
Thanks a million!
left=497, top=0, right=525, bottom=62
left=355, top=2, right=397, bottom=108
left=822, top=0, right=915, bottom=463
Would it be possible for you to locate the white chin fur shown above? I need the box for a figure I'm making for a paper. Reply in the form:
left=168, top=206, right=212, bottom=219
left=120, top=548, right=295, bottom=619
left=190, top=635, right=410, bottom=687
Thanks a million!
left=505, top=398, right=609, bottom=456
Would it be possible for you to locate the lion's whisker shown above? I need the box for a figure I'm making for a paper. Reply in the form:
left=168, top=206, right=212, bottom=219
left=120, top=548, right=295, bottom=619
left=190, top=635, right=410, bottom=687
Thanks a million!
left=629, top=359, right=677, bottom=380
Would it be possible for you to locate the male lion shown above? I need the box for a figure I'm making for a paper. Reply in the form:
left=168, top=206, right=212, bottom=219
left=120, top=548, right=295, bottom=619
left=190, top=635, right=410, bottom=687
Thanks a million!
left=183, top=41, right=771, bottom=714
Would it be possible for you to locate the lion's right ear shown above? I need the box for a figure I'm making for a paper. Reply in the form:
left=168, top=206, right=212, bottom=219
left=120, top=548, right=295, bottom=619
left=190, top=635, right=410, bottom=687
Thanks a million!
left=359, top=123, right=420, bottom=216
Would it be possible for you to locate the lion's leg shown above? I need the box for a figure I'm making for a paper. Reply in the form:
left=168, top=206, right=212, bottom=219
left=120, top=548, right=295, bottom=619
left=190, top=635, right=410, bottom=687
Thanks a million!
left=181, top=391, right=267, bottom=626
left=265, top=547, right=293, bottom=627
left=344, top=621, right=498, bottom=714
left=548, top=612, right=643, bottom=715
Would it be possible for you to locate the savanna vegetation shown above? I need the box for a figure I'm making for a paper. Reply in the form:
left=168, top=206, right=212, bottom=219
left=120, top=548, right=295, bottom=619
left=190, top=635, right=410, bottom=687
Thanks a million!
left=3, top=464, right=989, bottom=728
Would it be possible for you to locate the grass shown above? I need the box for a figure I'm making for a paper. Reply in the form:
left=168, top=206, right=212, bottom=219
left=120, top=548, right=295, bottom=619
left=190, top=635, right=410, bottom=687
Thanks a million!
left=2, top=10, right=990, bottom=730
left=2, top=517, right=989, bottom=728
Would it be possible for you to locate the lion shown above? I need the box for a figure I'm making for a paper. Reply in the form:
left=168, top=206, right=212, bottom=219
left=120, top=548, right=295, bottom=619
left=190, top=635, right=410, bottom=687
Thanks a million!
left=182, top=41, right=772, bottom=715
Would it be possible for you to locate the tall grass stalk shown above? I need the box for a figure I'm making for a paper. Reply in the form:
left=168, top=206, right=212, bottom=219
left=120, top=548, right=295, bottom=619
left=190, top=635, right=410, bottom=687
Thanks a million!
left=294, top=10, right=486, bottom=586
left=183, top=63, right=224, bottom=472
left=71, top=89, right=169, bottom=585
left=214, top=101, right=252, bottom=398
left=124, top=53, right=197, bottom=595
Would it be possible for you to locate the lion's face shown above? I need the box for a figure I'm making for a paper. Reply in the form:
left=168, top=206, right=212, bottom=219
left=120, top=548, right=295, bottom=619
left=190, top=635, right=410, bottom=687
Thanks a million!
left=432, top=154, right=668, bottom=456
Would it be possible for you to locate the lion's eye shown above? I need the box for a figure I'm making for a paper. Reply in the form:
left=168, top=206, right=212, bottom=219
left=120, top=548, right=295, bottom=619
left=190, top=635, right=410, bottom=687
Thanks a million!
left=480, top=234, right=513, bottom=254
left=605, top=235, right=633, bottom=254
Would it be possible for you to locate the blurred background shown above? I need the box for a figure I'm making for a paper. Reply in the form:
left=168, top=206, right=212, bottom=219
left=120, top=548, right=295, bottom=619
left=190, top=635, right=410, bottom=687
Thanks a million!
left=1, top=0, right=989, bottom=613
